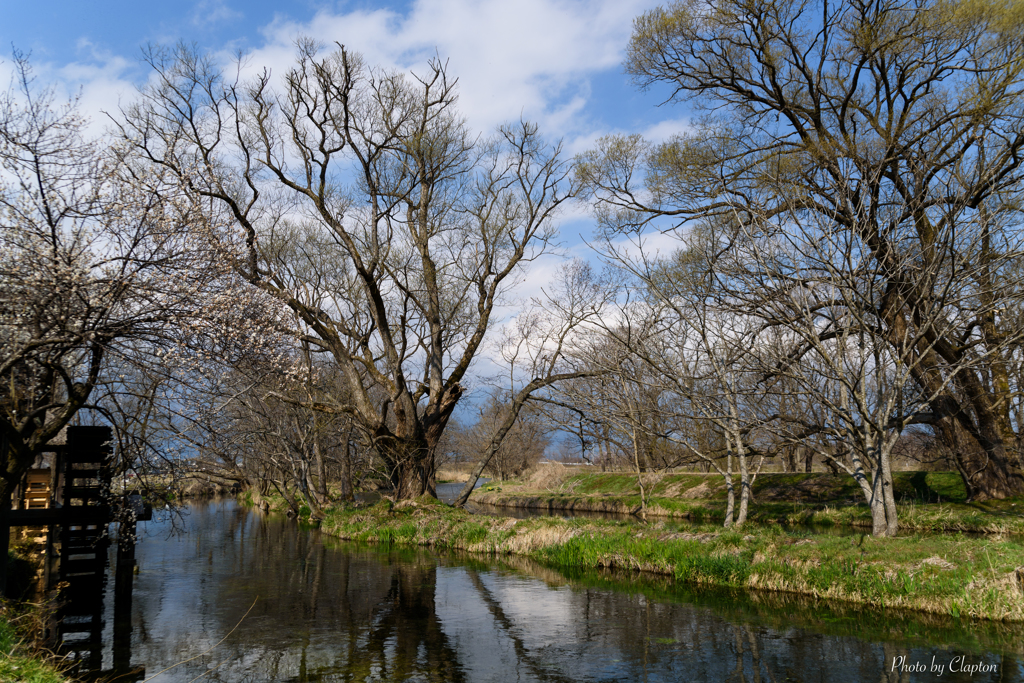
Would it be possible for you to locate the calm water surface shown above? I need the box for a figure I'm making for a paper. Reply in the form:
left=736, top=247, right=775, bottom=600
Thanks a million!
left=86, top=499, right=1024, bottom=682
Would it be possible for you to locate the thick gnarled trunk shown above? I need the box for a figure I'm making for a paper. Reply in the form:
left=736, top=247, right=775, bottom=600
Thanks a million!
left=393, top=444, right=437, bottom=500
left=377, top=437, right=437, bottom=500
left=938, top=417, right=1023, bottom=502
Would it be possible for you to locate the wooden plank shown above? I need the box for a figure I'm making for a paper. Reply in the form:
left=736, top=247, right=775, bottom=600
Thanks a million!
left=8, top=507, right=110, bottom=525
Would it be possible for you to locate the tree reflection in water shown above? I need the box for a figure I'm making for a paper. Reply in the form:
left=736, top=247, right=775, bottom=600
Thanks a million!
left=98, top=500, right=1023, bottom=682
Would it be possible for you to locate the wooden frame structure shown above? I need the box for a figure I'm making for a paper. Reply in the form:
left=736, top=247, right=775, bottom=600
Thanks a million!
left=3, top=426, right=147, bottom=680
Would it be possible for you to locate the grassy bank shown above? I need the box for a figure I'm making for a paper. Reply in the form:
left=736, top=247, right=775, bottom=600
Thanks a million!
left=256, top=494, right=1024, bottom=622
left=0, top=609, right=66, bottom=683
left=452, top=551, right=1024, bottom=655
left=471, top=470, right=1024, bottom=534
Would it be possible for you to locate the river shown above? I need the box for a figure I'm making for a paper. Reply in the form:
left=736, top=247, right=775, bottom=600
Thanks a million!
left=78, top=499, right=1024, bottom=682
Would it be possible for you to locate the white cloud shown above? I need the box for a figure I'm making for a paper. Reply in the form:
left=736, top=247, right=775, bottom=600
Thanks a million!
left=244, top=0, right=656, bottom=138
left=0, top=42, right=137, bottom=138
left=192, top=0, right=243, bottom=28
left=642, top=117, right=691, bottom=143
left=58, top=56, right=138, bottom=134
left=13, top=0, right=673, bottom=150
left=5, top=0, right=689, bottom=407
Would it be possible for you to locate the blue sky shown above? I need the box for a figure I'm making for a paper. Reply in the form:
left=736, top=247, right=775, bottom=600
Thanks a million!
left=1, top=0, right=682, bottom=151
left=2, top=0, right=689, bottom=411
left=1, top=0, right=690, bottom=284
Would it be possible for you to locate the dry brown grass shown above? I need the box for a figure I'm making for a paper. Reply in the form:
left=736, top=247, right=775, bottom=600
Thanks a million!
left=680, top=482, right=713, bottom=499
left=498, top=524, right=580, bottom=554
left=522, top=462, right=572, bottom=490
left=436, top=463, right=476, bottom=482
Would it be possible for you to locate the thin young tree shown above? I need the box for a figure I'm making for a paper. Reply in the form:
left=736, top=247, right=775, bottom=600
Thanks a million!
left=454, top=260, right=612, bottom=506
left=597, top=235, right=770, bottom=526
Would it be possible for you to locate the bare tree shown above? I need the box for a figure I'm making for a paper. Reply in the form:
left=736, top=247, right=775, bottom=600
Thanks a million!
left=549, top=328, right=681, bottom=519
left=0, top=55, right=197, bottom=505
left=542, top=372, right=635, bottom=470
left=456, top=393, right=548, bottom=482
left=594, top=235, right=770, bottom=526
left=579, top=0, right=1024, bottom=499
left=721, top=198, right=1013, bottom=535
left=120, top=42, right=576, bottom=499
left=454, top=260, right=611, bottom=505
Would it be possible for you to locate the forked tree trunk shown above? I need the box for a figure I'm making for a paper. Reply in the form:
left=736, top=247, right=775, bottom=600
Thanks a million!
left=299, top=459, right=325, bottom=522
left=385, top=438, right=436, bottom=500
left=850, top=435, right=898, bottom=538
left=865, top=467, right=897, bottom=537
left=849, top=465, right=889, bottom=538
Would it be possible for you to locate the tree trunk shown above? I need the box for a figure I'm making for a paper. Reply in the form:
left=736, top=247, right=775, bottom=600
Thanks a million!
left=736, top=484, right=749, bottom=525
left=881, top=446, right=899, bottom=537
left=454, top=379, right=542, bottom=507
left=272, top=479, right=302, bottom=516
left=314, top=428, right=329, bottom=503
left=938, top=417, right=1024, bottom=501
left=854, top=461, right=889, bottom=538
left=632, top=425, right=648, bottom=521
left=736, top=452, right=750, bottom=526
left=299, top=459, right=325, bottom=522
left=723, top=481, right=735, bottom=528
left=848, top=440, right=894, bottom=538
left=0, top=488, right=10, bottom=597
left=869, top=490, right=888, bottom=537
left=900, top=325, right=1024, bottom=500
left=339, top=429, right=354, bottom=502
left=723, top=452, right=735, bottom=527
left=386, top=438, right=436, bottom=500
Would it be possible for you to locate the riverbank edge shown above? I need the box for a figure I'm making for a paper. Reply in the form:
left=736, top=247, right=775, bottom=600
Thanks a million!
left=0, top=611, right=66, bottom=683
left=245, top=492, right=1024, bottom=623
left=470, top=491, right=1024, bottom=534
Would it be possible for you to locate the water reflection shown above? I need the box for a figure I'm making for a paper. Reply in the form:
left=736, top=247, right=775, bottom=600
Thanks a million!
left=87, top=500, right=1024, bottom=682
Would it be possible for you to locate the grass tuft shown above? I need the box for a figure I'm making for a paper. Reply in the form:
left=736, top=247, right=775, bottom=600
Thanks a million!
left=0, top=607, right=67, bottom=683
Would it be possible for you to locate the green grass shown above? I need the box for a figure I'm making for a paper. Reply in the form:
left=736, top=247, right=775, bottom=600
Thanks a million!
left=472, top=471, right=1024, bottom=533
left=0, top=613, right=66, bottom=683
left=539, top=530, right=754, bottom=585
left=254, top=493, right=1024, bottom=622
left=504, top=553, right=1024, bottom=655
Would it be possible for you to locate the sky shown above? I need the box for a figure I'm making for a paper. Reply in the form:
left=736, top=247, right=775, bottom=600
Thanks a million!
left=0, top=0, right=685, bottom=147
left=1, top=0, right=690, bottom=412
left=0, top=0, right=685, bottom=222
